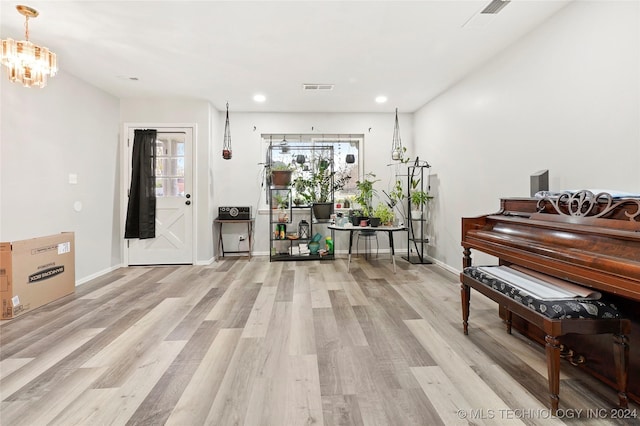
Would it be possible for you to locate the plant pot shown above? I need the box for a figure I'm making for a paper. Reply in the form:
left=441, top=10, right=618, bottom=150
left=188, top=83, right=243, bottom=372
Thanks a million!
left=271, top=170, right=292, bottom=187
left=369, top=217, right=381, bottom=227
left=312, top=202, right=333, bottom=221
left=351, top=215, right=368, bottom=226
left=411, top=210, right=422, bottom=220
left=308, top=241, right=320, bottom=255
left=358, top=217, right=370, bottom=227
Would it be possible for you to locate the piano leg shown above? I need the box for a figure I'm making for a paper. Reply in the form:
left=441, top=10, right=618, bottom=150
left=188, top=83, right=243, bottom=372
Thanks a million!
left=505, top=310, right=512, bottom=335
left=461, top=283, right=470, bottom=335
left=613, top=333, right=630, bottom=409
left=463, top=248, right=472, bottom=268
left=545, top=335, right=561, bottom=415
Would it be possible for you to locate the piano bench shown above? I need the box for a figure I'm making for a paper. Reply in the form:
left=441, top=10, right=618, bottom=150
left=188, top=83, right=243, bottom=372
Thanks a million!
left=460, top=266, right=630, bottom=415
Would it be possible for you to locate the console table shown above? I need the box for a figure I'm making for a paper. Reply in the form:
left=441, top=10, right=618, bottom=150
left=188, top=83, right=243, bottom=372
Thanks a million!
left=213, top=217, right=254, bottom=260
left=328, top=225, right=406, bottom=272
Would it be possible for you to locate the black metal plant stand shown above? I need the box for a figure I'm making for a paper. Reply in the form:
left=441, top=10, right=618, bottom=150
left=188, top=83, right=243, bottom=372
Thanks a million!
left=403, top=158, right=432, bottom=264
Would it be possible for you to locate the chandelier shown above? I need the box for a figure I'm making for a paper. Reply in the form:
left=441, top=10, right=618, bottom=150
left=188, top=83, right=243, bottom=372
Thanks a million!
left=1, top=5, right=57, bottom=88
left=391, top=107, right=404, bottom=161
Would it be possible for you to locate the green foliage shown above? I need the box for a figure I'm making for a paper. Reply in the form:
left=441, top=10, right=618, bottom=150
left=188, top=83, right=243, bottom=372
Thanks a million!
left=293, top=176, right=313, bottom=203
left=410, top=190, right=432, bottom=208
left=272, top=192, right=289, bottom=209
left=397, top=147, right=410, bottom=164
left=385, top=179, right=404, bottom=208
left=292, top=155, right=350, bottom=203
left=372, top=203, right=394, bottom=225
left=270, top=162, right=294, bottom=171
left=382, top=178, right=406, bottom=223
left=354, top=173, right=380, bottom=216
left=349, top=208, right=363, bottom=218
left=314, top=158, right=333, bottom=202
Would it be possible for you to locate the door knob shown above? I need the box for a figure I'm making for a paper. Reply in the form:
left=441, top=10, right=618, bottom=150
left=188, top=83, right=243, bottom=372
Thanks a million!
left=185, top=200, right=191, bottom=205
left=186, top=194, right=191, bottom=199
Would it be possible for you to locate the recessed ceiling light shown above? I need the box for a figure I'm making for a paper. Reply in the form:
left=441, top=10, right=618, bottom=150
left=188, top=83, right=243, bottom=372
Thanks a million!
left=375, top=96, right=388, bottom=104
left=253, top=94, right=266, bottom=102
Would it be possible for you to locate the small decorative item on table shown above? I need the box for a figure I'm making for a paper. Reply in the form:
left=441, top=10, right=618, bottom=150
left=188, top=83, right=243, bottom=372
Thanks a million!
left=308, top=241, right=320, bottom=254
left=325, top=237, right=333, bottom=254
left=298, top=219, right=310, bottom=239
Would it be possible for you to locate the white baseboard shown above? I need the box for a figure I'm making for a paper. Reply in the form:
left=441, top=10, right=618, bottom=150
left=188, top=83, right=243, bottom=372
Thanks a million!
left=195, top=257, right=215, bottom=265
left=76, top=264, right=124, bottom=286
left=430, top=257, right=460, bottom=275
left=200, top=249, right=461, bottom=276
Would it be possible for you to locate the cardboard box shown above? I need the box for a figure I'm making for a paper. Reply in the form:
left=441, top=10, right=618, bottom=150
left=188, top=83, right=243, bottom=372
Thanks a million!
left=1, top=232, right=75, bottom=320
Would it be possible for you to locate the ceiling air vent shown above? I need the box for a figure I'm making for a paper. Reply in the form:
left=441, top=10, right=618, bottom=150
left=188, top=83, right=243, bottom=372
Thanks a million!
left=481, top=0, right=510, bottom=14
left=303, top=84, right=334, bottom=91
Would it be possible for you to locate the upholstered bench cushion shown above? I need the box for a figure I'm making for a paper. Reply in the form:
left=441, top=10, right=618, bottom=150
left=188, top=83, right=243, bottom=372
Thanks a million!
left=463, top=267, right=621, bottom=319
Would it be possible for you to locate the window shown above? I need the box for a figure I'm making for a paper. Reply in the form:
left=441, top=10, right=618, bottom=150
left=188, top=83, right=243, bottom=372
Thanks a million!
left=263, top=134, right=363, bottom=206
left=154, top=132, right=186, bottom=197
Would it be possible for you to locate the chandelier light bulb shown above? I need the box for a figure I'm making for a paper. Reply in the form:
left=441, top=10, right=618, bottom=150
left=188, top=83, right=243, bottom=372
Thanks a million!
left=0, top=5, right=58, bottom=88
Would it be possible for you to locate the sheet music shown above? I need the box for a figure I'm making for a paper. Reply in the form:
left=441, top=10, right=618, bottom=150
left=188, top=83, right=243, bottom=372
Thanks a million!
left=477, top=266, right=600, bottom=301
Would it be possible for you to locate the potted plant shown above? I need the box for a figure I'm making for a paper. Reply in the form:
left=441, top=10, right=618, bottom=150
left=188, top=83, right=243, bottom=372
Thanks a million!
left=354, top=173, right=379, bottom=218
left=272, top=192, right=290, bottom=222
left=270, top=163, right=293, bottom=187
left=372, top=203, right=395, bottom=226
left=348, top=208, right=363, bottom=226
left=293, top=155, right=350, bottom=220
left=410, top=189, right=432, bottom=219
left=272, top=192, right=289, bottom=209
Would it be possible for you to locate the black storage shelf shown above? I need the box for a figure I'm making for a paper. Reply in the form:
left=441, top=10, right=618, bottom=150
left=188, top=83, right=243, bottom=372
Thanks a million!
left=267, top=143, right=335, bottom=262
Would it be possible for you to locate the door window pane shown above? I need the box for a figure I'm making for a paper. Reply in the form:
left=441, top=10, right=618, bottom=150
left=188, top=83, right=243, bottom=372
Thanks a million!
left=155, top=132, right=186, bottom=197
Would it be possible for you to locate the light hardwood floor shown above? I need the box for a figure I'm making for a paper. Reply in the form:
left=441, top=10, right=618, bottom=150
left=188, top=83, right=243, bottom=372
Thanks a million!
left=1, top=256, right=637, bottom=425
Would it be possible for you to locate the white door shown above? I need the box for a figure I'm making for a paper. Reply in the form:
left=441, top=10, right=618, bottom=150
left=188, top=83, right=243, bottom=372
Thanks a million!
left=125, top=126, right=194, bottom=265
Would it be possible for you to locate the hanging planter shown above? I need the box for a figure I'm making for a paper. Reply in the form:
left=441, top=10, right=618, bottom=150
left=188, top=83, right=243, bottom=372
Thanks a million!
left=391, top=107, right=403, bottom=161
left=222, top=102, right=232, bottom=160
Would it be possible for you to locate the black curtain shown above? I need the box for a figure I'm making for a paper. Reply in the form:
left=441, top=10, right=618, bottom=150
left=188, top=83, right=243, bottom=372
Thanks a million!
left=125, top=129, right=157, bottom=239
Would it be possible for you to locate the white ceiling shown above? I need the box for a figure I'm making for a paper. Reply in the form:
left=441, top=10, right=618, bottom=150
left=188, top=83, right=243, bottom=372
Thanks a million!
left=0, top=1, right=571, bottom=113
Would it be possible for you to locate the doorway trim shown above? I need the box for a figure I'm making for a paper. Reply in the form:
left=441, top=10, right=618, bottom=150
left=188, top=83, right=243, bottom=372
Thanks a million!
left=121, top=122, right=198, bottom=266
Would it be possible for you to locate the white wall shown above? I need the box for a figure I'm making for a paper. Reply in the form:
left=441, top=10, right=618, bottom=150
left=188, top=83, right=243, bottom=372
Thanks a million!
left=212, top=112, right=414, bottom=254
left=6, top=1, right=635, bottom=280
left=414, top=0, right=640, bottom=271
left=0, top=71, right=121, bottom=282
left=119, top=98, right=216, bottom=263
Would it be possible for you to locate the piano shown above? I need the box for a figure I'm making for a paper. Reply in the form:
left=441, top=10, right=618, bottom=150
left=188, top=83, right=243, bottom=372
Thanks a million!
left=461, top=190, right=640, bottom=405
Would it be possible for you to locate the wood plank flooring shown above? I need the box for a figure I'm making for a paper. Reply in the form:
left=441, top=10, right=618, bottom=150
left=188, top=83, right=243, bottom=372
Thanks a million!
left=1, top=256, right=637, bottom=425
